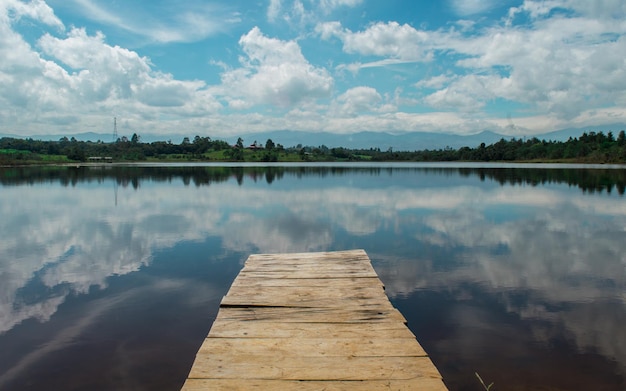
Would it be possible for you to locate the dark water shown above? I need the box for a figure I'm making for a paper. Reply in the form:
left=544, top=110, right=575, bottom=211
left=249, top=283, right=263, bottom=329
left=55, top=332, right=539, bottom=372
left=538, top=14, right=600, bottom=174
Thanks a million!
left=1, top=163, right=625, bottom=390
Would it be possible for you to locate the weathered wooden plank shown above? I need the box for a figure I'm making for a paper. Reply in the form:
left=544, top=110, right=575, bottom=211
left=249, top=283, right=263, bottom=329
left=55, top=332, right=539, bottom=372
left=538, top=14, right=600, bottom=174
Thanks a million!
left=244, top=256, right=374, bottom=265
left=207, top=321, right=416, bottom=339
left=240, top=250, right=377, bottom=277
left=221, top=285, right=394, bottom=308
left=234, top=270, right=378, bottom=279
left=214, top=306, right=407, bottom=323
left=230, top=276, right=384, bottom=289
left=220, top=297, right=397, bottom=310
left=182, top=378, right=448, bottom=391
left=245, top=250, right=370, bottom=262
left=197, top=337, right=427, bottom=357
left=224, top=285, right=385, bottom=297
left=242, top=262, right=375, bottom=271
left=187, top=355, right=442, bottom=381
left=241, top=262, right=373, bottom=272
left=219, top=297, right=395, bottom=309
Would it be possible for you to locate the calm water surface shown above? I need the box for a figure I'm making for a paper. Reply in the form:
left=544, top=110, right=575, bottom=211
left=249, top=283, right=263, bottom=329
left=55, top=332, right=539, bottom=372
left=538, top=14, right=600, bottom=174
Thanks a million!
left=1, top=163, right=625, bottom=390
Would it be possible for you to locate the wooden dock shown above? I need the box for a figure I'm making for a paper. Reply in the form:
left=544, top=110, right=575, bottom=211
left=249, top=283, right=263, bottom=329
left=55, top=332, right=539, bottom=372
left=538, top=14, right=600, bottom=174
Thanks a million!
left=182, top=249, right=447, bottom=390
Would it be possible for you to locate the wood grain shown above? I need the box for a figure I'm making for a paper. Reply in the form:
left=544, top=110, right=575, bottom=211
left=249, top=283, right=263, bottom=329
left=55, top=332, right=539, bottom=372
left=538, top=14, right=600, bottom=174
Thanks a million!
left=182, top=249, right=447, bottom=390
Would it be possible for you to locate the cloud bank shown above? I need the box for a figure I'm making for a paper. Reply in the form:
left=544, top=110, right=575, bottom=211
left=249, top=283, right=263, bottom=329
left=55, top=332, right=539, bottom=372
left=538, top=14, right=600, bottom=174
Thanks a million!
left=1, top=0, right=625, bottom=138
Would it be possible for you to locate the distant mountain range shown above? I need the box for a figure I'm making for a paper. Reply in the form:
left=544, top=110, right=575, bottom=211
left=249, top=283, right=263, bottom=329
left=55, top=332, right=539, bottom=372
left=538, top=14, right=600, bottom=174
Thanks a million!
left=2, top=123, right=625, bottom=151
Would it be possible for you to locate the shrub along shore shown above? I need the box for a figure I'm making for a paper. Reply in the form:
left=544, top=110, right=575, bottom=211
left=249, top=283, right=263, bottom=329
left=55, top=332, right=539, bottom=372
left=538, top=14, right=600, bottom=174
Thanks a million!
left=2, top=130, right=626, bottom=165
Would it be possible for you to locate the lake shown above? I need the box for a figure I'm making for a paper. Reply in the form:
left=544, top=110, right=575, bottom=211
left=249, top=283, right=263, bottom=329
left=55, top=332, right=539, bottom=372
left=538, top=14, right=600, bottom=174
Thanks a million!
left=1, top=163, right=625, bottom=390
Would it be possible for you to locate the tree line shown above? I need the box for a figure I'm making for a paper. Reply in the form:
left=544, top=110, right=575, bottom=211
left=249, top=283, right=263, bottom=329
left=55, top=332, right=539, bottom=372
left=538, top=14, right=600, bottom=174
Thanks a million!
left=296, top=130, right=626, bottom=163
left=1, top=130, right=625, bottom=165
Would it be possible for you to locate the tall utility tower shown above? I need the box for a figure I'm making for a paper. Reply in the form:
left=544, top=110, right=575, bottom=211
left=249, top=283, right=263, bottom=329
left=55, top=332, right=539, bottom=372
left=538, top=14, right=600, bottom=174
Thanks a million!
left=113, top=117, right=118, bottom=142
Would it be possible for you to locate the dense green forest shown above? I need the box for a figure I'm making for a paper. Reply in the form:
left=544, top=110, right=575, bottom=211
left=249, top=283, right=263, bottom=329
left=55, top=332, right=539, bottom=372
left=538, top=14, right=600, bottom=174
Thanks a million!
left=1, top=129, right=626, bottom=165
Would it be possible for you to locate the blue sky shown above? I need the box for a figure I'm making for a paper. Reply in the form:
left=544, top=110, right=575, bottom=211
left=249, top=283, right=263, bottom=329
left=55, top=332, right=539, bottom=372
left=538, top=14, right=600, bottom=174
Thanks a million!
left=1, top=0, right=625, bottom=139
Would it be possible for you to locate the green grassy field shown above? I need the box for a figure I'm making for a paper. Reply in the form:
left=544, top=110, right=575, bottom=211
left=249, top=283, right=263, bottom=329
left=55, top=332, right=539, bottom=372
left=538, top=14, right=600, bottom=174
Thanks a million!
left=1, top=149, right=72, bottom=165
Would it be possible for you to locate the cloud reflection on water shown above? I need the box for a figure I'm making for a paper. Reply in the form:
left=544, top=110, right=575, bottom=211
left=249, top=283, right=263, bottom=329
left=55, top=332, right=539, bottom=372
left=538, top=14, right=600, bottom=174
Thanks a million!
left=1, top=167, right=625, bottom=382
left=374, top=187, right=626, bottom=376
left=2, top=176, right=625, bottom=331
left=0, top=183, right=224, bottom=333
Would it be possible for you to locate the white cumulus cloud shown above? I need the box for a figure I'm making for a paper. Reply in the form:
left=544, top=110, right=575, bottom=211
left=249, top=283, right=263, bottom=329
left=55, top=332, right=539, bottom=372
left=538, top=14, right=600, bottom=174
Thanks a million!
left=317, top=21, right=433, bottom=70
left=217, top=27, right=333, bottom=108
